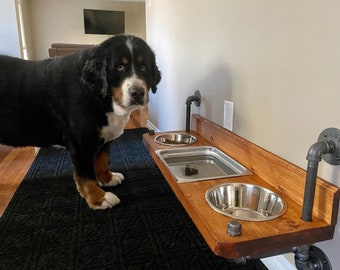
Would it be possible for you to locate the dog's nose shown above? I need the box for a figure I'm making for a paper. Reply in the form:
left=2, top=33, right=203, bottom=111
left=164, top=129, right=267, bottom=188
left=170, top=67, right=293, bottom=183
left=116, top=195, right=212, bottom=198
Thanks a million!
left=130, top=86, right=145, bottom=103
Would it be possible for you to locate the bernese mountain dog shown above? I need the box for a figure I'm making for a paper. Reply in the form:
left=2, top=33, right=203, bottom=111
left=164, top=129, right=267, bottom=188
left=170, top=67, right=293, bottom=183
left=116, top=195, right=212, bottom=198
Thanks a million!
left=0, top=34, right=161, bottom=210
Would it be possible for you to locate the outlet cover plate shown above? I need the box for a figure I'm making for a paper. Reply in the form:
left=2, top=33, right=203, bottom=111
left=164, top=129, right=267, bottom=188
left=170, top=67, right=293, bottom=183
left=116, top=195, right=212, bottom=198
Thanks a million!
left=223, top=100, right=234, bottom=131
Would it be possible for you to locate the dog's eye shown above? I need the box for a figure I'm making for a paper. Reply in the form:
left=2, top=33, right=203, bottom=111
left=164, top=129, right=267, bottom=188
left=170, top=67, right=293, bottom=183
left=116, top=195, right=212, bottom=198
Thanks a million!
left=140, top=65, right=146, bottom=72
left=117, top=64, right=125, bottom=71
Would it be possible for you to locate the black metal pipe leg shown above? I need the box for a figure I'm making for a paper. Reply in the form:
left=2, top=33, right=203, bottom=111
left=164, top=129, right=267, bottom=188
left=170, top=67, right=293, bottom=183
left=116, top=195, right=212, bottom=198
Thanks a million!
left=301, top=161, right=319, bottom=221
left=302, top=140, right=335, bottom=222
left=186, top=105, right=191, bottom=132
left=185, top=90, right=201, bottom=132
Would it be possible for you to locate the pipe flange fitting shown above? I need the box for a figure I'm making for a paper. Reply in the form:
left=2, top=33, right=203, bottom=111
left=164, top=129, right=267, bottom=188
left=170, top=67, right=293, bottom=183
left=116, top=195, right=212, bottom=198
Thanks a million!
left=193, top=90, right=201, bottom=107
left=318, top=128, right=340, bottom=165
left=293, top=245, right=332, bottom=270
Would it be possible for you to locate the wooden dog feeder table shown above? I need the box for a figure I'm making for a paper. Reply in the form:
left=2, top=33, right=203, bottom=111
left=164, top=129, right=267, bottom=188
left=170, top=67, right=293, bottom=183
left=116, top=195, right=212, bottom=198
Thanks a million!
left=143, top=115, right=340, bottom=259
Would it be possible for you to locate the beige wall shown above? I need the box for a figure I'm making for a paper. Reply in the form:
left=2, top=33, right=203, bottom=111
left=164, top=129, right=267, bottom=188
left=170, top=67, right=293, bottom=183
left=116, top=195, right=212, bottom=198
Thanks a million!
left=24, top=0, right=145, bottom=60
left=146, top=0, right=340, bottom=268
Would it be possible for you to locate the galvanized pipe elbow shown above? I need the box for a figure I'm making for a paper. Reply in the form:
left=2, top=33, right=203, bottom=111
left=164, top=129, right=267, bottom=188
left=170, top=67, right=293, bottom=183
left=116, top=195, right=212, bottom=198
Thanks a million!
left=306, top=140, right=336, bottom=163
left=185, top=90, right=201, bottom=132
left=185, top=95, right=200, bottom=106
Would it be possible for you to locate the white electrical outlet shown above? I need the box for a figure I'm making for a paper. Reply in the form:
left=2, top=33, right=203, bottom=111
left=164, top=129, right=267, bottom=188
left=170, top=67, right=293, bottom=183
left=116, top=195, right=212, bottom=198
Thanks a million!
left=223, top=100, right=234, bottom=131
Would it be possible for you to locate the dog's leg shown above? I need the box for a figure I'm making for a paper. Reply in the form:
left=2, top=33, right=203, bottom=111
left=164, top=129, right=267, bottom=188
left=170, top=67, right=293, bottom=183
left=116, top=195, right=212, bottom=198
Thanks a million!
left=94, top=143, right=124, bottom=187
left=73, top=173, right=120, bottom=209
left=70, top=147, right=120, bottom=210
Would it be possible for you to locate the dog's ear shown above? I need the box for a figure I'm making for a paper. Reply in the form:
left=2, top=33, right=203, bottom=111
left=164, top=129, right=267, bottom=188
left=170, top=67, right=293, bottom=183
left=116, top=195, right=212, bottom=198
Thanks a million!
left=148, top=50, right=161, bottom=94
left=81, top=56, right=109, bottom=97
left=151, top=63, right=161, bottom=94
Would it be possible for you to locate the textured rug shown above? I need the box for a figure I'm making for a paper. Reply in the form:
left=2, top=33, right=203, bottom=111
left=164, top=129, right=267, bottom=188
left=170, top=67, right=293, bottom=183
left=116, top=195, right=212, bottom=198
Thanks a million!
left=0, top=128, right=268, bottom=270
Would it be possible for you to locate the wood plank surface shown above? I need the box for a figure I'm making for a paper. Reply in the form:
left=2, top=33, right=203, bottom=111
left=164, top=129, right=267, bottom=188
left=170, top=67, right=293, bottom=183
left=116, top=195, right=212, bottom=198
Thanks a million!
left=143, top=115, right=340, bottom=258
left=0, top=147, right=36, bottom=216
left=190, top=114, right=340, bottom=225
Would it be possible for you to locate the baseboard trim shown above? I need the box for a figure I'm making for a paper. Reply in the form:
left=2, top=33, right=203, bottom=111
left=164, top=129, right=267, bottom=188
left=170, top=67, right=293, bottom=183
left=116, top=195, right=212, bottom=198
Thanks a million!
left=146, top=120, right=159, bottom=132
left=261, top=255, right=296, bottom=270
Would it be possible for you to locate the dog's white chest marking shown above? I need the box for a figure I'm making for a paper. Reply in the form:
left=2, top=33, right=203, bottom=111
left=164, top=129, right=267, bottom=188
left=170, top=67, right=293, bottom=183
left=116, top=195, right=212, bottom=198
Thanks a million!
left=100, top=110, right=131, bottom=143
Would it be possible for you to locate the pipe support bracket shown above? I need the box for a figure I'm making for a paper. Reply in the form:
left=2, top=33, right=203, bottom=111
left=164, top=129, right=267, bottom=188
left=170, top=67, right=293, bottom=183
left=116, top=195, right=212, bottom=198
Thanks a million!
left=318, top=128, right=340, bottom=165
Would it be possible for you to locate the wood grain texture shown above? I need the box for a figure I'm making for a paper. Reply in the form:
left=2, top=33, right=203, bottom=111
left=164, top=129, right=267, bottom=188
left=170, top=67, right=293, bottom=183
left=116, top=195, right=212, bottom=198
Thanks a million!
left=143, top=115, right=340, bottom=258
left=190, top=114, right=339, bottom=225
left=0, top=147, right=36, bottom=216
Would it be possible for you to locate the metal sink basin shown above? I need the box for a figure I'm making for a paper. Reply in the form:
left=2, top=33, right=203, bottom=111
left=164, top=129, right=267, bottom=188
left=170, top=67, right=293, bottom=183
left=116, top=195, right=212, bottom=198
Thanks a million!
left=155, top=146, right=251, bottom=182
left=154, top=133, right=197, bottom=146
left=205, top=183, right=287, bottom=221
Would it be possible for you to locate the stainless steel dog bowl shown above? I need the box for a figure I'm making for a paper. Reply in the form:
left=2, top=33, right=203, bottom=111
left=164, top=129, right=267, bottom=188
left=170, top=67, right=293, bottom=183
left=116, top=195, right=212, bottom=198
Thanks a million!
left=205, top=183, right=287, bottom=221
left=155, top=146, right=251, bottom=182
left=154, top=133, right=197, bottom=146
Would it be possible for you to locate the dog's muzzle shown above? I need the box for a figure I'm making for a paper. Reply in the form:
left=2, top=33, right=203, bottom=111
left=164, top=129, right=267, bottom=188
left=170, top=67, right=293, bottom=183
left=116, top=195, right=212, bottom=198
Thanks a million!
left=129, top=86, right=146, bottom=105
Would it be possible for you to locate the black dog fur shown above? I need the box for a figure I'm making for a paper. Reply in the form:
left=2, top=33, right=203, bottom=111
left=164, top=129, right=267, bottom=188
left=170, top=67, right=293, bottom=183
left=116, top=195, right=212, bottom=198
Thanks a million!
left=0, top=34, right=161, bottom=209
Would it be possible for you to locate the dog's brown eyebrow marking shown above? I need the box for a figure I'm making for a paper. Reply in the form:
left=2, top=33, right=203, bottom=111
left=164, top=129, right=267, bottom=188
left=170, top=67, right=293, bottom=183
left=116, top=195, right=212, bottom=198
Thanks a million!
left=122, top=56, right=129, bottom=65
left=137, top=55, right=143, bottom=63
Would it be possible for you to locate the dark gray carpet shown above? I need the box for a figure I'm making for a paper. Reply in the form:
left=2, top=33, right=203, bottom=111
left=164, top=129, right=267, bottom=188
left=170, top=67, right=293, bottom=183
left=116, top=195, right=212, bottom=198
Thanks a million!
left=0, top=128, right=268, bottom=270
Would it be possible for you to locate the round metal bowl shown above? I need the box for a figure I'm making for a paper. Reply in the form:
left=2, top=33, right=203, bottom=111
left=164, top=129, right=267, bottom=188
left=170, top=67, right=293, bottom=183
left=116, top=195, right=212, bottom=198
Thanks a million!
left=154, top=133, right=197, bottom=146
left=205, top=183, right=287, bottom=221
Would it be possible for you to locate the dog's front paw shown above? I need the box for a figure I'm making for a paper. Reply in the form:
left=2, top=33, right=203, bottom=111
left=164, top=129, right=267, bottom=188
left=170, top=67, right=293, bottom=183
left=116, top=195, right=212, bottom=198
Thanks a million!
left=92, top=192, right=120, bottom=210
left=74, top=175, right=121, bottom=210
left=99, top=172, right=124, bottom=187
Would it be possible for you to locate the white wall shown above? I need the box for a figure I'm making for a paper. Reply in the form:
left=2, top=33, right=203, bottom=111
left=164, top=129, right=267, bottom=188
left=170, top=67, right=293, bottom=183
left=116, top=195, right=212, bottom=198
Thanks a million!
left=146, top=0, right=340, bottom=268
left=0, top=0, right=21, bottom=57
left=26, top=0, right=146, bottom=59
